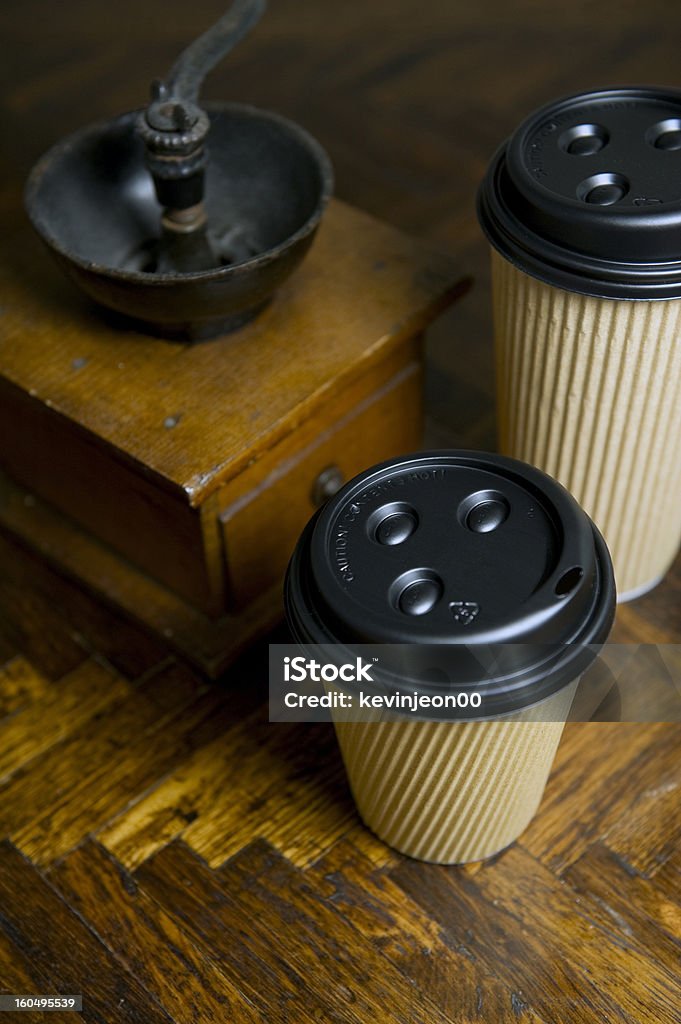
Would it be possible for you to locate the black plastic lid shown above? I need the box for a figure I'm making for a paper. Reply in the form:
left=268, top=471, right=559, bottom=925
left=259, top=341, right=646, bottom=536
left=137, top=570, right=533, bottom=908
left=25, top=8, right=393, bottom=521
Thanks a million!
left=285, top=451, right=616, bottom=718
left=478, top=87, right=681, bottom=299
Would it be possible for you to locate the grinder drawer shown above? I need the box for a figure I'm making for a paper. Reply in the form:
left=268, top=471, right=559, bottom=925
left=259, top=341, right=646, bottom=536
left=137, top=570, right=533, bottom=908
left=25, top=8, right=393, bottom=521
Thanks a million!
left=219, top=362, right=422, bottom=610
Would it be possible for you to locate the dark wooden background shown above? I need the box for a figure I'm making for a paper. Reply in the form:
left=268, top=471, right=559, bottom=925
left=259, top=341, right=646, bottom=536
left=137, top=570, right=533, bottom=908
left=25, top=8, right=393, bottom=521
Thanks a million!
left=1, top=2, right=680, bottom=1022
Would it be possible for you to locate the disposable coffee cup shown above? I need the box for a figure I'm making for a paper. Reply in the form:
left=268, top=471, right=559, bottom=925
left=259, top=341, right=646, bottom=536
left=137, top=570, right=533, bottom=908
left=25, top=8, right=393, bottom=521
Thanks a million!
left=285, top=451, right=615, bottom=863
left=478, top=87, right=681, bottom=600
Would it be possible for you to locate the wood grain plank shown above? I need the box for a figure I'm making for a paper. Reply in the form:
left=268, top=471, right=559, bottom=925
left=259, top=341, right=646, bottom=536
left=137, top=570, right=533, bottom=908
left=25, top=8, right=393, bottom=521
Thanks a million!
left=563, top=843, right=681, bottom=962
left=180, top=719, right=356, bottom=867
left=135, top=840, right=357, bottom=1024
left=0, top=671, right=157, bottom=837
left=0, top=927, right=76, bottom=1024
left=50, top=840, right=261, bottom=1024
left=0, top=655, right=49, bottom=719
left=601, top=761, right=681, bottom=876
left=255, top=837, right=547, bottom=1023
left=101, top=711, right=355, bottom=870
left=320, top=820, right=402, bottom=870
left=650, top=849, right=681, bottom=922
left=519, top=722, right=680, bottom=874
left=393, top=844, right=678, bottom=1023
left=0, top=840, right=176, bottom=1024
left=217, top=839, right=467, bottom=1024
left=97, top=704, right=265, bottom=869
left=0, top=659, right=128, bottom=783
left=4, top=663, right=248, bottom=866
left=468, top=845, right=681, bottom=1019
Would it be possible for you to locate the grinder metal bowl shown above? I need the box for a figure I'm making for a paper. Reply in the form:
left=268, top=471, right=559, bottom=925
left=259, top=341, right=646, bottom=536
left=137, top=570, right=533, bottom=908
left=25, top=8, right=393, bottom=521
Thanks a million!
left=24, top=0, right=333, bottom=339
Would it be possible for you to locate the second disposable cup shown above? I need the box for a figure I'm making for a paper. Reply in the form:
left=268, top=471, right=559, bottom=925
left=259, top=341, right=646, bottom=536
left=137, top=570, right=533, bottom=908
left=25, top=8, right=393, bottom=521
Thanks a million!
left=478, top=87, right=681, bottom=599
left=285, top=451, right=615, bottom=864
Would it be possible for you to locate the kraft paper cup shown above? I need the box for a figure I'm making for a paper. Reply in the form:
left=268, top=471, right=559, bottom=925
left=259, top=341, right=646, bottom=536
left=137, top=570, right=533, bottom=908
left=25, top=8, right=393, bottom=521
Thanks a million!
left=285, top=451, right=615, bottom=864
left=332, top=680, right=577, bottom=864
left=479, top=87, right=681, bottom=600
left=491, top=251, right=681, bottom=599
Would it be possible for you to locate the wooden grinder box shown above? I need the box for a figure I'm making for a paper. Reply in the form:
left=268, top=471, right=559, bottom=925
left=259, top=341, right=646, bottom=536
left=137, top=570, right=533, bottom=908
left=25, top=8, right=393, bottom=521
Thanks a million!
left=0, top=199, right=465, bottom=675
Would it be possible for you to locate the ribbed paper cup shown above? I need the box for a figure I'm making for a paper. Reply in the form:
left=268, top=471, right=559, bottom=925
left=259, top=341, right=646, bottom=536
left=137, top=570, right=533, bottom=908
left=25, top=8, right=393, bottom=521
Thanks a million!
left=491, top=251, right=681, bottom=599
left=478, top=87, right=681, bottom=600
left=285, top=451, right=615, bottom=865
left=333, top=680, right=577, bottom=864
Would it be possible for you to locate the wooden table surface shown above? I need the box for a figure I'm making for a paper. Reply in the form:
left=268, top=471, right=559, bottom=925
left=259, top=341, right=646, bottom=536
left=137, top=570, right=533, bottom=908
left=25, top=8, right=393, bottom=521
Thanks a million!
left=1, top=2, right=680, bottom=1022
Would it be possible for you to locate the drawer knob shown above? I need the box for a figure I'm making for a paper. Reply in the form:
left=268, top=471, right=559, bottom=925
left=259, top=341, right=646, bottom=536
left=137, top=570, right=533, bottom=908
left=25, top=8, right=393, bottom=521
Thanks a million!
left=311, top=465, right=344, bottom=506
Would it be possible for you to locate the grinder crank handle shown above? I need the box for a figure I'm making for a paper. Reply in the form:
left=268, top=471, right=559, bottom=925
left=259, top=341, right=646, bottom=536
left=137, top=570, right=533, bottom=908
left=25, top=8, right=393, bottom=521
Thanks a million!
left=137, top=0, right=266, bottom=231
left=158, top=0, right=266, bottom=105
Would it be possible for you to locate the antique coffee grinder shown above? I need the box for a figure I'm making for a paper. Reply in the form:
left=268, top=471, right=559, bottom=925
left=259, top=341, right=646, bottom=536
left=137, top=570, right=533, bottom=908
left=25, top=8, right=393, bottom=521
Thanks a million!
left=25, top=0, right=333, bottom=338
left=0, top=1, right=466, bottom=674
